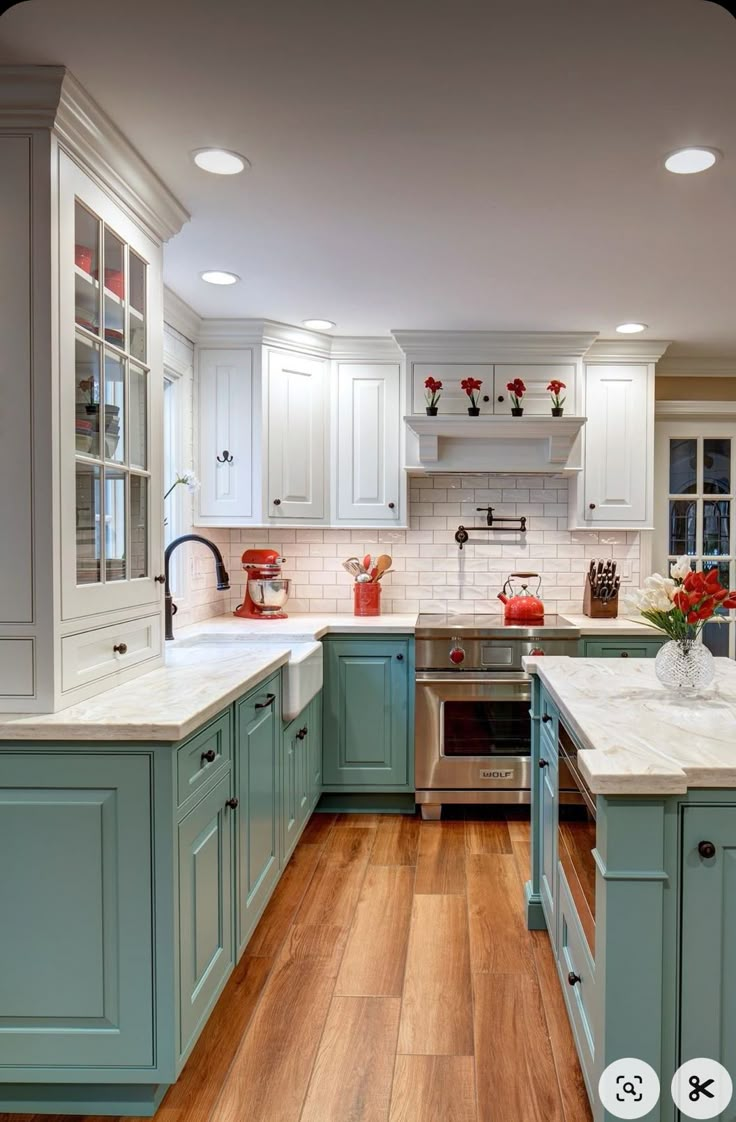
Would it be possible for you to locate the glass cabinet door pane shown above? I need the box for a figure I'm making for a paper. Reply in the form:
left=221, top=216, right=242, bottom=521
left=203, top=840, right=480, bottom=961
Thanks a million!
left=703, top=439, right=731, bottom=494
left=669, top=500, right=696, bottom=555
left=104, top=469, right=127, bottom=582
left=104, top=350, right=125, bottom=463
left=75, top=336, right=101, bottom=457
left=130, top=475, right=148, bottom=578
left=76, top=462, right=101, bottom=585
left=74, top=202, right=100, bottom=335
left=103, top=228, right=126, bottom=351
left=703, top=500, right=730, bottom=556
left=129, top=365, right=147, bottom=469
left=129, top=251, right=147, bottom=362
left=669, top=439, right=697, bottom=495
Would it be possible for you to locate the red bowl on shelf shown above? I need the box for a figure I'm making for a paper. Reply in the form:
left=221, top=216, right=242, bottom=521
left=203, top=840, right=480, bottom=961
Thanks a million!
left=104, top=269, right=124, bottom=298
left=75, top=244, right=93, bottom=273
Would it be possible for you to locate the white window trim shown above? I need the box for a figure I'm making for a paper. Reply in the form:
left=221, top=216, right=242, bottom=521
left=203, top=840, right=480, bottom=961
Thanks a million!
left=163, top=347, right=192, bottom=608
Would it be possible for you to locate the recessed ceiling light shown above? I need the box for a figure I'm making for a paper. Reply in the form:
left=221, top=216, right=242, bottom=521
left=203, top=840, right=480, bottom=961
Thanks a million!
left=200, top=270, right=240, bottom=286
left=616, top=322, right=648, bottom=334
left=302, top=318, right=336, bottom=331
left=664, top=147, right=720, bottom=175
left=192, top=148, right=250, bottom=175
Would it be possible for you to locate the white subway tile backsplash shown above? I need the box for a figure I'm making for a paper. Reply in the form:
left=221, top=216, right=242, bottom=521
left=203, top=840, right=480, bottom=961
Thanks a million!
left=191, top=473, right=639, bottom=618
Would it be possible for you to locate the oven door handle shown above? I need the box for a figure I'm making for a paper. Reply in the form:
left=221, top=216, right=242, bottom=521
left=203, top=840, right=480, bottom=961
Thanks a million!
left=416, top=672, right=530, bottom=686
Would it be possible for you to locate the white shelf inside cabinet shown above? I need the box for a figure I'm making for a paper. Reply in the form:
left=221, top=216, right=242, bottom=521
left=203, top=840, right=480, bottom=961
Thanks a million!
left=404, top=415, right=587, bottom=470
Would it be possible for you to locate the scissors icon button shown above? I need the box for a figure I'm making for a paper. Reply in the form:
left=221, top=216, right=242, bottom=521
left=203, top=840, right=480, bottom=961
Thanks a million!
left=689, top=1075, right=715, bottom=1102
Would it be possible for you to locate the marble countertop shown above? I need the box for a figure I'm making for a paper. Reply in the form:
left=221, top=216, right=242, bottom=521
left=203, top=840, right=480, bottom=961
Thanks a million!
left=559, top=614, right=663, bottom=637
left=0, top=642, right=293, bottom=742
left=525, top=655, right=736, bottom=795
left=173, top=612, right=419, bottom=641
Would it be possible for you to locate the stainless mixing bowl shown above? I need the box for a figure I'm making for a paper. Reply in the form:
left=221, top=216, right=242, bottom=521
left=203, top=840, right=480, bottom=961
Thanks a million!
left=247, top=577, right=291, bottom=613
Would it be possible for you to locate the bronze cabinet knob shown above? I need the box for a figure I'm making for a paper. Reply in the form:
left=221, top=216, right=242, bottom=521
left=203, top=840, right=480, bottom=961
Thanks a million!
left=225, top=797, right=239, bottom=810
left=201, top=748, right=217, bottom=764
left=113, top=642, right=128, bottom=655
left=699, top=840, right=716, bottom=859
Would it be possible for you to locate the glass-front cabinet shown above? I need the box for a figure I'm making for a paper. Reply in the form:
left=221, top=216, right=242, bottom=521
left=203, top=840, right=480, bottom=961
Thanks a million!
left=62, top=154, right=162, bottom=619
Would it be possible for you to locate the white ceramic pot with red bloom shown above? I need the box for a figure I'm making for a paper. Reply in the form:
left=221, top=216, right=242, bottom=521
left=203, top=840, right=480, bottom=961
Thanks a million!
left=547, top=379, right=566, bottom=416
left=461, top=376, right=483, bottom=416
left=424, top=376, right=443, bottom=415
left=507, top=377, right=526, bottom=416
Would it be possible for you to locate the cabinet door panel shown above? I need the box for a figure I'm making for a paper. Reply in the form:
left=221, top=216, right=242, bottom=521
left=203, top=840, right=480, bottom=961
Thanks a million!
left=494, top=364, right=575, bottom=416
left=323, top=641, right=409, bottom=788
left=336, top=363, right=401, bottom=522
left=584, top=364, right=649, bottom=523
left=0, top=753, right=153, bottom=1068
left=267, top=351, right=326, bottom=519
left=540, top=749, right=557, bottom=937
left=309, top=693, right=323, bottom=810
left=282, top=719, right=299, bottom=861
left=178, top=773, right=233, bottom=1056
left=680, top=805, right=736, bottom=1068
left=236, top=681, right=281, bottom=954
left=411, top=363, right=493, bottom=414
left=197, top=349, right=253, bottom=521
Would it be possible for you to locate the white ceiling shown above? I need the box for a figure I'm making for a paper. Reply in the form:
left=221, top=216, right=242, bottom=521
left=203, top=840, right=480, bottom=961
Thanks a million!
left=2, top=0, right=736, bottom=356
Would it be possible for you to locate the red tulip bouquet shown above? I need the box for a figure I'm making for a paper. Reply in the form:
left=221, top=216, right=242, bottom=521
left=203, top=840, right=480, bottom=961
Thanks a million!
left=628, top=556, right=736, bottom=689
left=461, top=376, right=483, bottom=416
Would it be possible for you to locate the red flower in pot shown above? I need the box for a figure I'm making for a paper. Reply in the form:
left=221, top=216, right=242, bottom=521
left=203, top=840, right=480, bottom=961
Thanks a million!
left=460, top=376, right=483, bottom=414
left=547, top=379, right=566, bottom=415
left=506, top=378, right=526, bottom=415
left=424, top=376, right=443, bottom=413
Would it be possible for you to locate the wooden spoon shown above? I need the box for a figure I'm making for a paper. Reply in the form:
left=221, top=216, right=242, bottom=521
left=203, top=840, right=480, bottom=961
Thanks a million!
left=373, top=554, right=393, bottom=581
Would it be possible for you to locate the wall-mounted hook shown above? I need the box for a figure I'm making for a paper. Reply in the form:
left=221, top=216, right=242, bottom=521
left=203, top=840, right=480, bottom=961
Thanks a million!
left=216, top=450, right=234, bottom=463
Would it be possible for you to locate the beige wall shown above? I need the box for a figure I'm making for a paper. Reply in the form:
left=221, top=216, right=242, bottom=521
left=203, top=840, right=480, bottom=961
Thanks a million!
left=656, top=375, right=736, bottom=401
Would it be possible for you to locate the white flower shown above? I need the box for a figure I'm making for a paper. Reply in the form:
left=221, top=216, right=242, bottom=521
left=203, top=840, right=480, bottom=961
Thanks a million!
left=670, top=555, right=693, bottom=582
left=179, top=471, right=200, bottom=494
left=627, top=572, right=676, bottom=614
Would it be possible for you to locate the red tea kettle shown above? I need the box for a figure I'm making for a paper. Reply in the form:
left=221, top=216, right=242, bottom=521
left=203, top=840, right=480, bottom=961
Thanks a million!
left=498, top=572, right=545, bottom=623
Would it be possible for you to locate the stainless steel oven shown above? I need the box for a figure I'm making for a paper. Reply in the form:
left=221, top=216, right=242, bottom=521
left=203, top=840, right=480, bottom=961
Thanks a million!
left=414, top=615, right=581, bottom=819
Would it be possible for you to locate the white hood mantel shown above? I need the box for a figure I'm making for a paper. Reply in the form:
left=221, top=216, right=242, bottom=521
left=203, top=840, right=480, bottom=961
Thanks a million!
left=403, top=414, right=586, bottom=474
left=394, top=329, right=671, bottom=475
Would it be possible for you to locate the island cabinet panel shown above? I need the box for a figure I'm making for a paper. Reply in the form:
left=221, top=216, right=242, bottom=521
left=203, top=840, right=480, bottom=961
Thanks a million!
left=680, top=805, right=736, bottom=1072
left=539, top=737, right=558, bottom=939
left=235, top=675, right=282, bottom=956
left=0, top=753, right=154, bottom=1068
left=178, top=771, right=234, bottom=1057
left=322, top=638, right=411, bottom=790
left=308, top=692, right=323, bottom=811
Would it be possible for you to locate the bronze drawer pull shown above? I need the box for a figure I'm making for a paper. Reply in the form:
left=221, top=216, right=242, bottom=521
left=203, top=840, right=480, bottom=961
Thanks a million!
left=225, top=797, right=239, bottom=810
left=201, top=748, right=217, bottom=764
left=255, top=693, right=276, bottom=710
left=113, top=642, right=128, bottom=655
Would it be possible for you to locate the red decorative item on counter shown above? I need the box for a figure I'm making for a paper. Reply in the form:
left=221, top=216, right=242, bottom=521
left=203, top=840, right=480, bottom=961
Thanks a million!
left=354, top=581, right=381, bottom=616
left=497, top=572, right=545, bottom=623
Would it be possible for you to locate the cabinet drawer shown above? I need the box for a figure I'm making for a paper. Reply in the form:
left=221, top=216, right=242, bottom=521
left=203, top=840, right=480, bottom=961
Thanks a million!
left=583, top=640, right=659, bottom=659
left=557, top=865, right=596, bottom=1088
left=61, top=614, right=161, bottom=692
left=177, top=711, right=232, bottom=808
left=540, top=692, right=559, bottom=763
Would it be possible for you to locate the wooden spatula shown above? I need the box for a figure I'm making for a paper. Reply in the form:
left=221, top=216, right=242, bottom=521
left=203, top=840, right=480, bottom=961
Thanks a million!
left=373, top=554, right=393, bottom=581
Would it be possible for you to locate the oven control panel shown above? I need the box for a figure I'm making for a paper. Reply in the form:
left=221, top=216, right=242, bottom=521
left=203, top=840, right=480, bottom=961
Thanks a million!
left=415, top=635, right=579, bottom=671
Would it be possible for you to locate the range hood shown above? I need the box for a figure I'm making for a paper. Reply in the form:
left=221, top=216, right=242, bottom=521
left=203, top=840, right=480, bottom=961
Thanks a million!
left=403, top=414, right=586, bottom=474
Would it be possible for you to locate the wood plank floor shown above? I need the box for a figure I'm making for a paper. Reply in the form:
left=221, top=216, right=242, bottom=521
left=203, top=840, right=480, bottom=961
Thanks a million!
left=17, top=810, right=592, bottom=1122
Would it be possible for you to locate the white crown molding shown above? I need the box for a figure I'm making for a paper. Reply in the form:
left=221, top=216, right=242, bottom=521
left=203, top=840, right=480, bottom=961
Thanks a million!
left=655, top=355, right=736, bottom=376
left=195, top=317, right=332, bottom=356
left=586, top=339, right=672, bottom=363
left=163, top=288, right=201, bottom=344
left=391, top=330, right=599, bottom=361
left=655, top=400, right=736, bottom=419
left=0, top=65, right=189, bottom=243
left=330, top=336, right=402, bottom=361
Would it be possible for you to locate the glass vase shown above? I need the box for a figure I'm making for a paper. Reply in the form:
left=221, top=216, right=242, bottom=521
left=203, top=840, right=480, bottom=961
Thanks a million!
left=654, top=638, right=715, bottom=693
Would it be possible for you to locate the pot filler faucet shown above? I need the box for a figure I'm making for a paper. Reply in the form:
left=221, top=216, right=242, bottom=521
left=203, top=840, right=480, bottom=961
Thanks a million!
left=164, top=534, right=230, bottom=640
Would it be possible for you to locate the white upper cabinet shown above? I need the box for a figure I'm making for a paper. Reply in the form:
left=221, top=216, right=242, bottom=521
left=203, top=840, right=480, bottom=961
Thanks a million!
left=580, top=363, right=652, bottom=526
left=335, top=362, right=402, bottom=523
left=494, top=364, right=576, bottom=415
left=411, top=363, right=493, bottom=414
left=266, top=350, right=327, bottom=520
left=197, top=349, right=253, bottom=524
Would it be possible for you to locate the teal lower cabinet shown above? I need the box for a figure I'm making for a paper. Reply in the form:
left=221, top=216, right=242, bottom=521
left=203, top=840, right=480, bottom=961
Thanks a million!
left=282, top=693, right=323, bottom=864
left=322, top=636, right=413, bottom=793
left=583, top=636, right=665, bottom=658
left=527, top=673, right=736, bottom=1120
left=0, top=670, right=322, bottom=1116
left=235, top=680, right=282, bottom=956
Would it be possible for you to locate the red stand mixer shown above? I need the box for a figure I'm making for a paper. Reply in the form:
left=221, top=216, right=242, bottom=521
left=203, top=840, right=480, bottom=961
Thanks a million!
left=234, top=548, right=291, bottom=620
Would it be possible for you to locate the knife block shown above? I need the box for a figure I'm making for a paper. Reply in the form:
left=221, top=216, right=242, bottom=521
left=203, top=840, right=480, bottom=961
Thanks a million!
left=583, top=576, right=619, bottom=618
